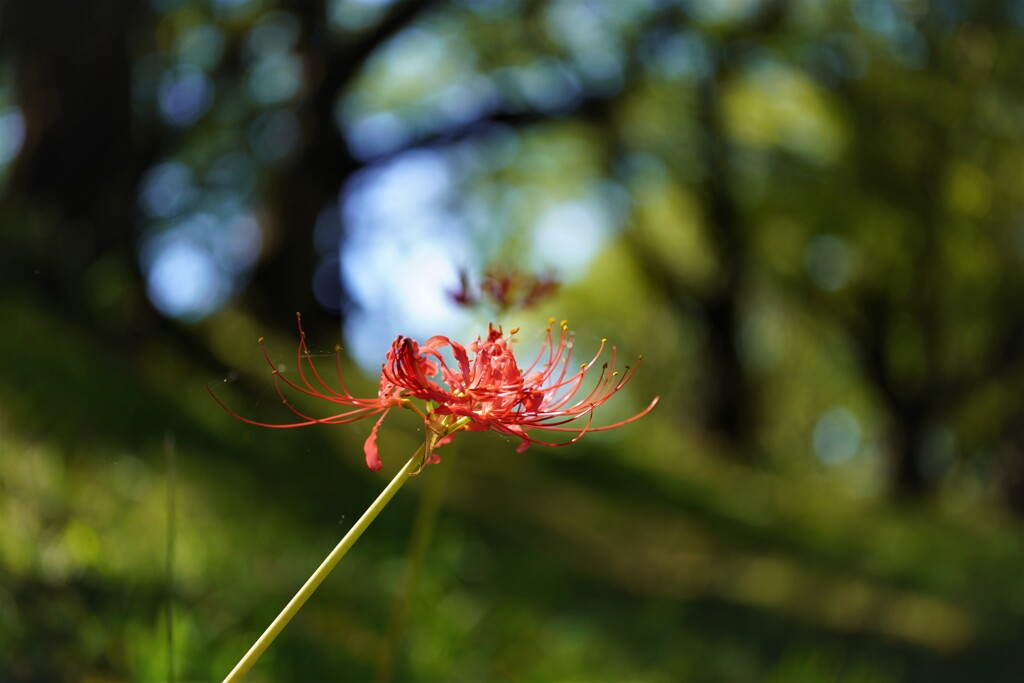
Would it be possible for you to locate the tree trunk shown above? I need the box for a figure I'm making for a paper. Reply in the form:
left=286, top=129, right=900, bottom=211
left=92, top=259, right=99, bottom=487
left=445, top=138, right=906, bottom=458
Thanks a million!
left=0, top=0, right=157, bottom=336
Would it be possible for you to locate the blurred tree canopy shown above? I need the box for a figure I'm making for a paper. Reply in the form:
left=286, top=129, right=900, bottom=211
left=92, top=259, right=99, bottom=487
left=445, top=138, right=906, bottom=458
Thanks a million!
left=5, top=0, right=1024, bottom=681
left=6, top=0, right=1024, bottom=500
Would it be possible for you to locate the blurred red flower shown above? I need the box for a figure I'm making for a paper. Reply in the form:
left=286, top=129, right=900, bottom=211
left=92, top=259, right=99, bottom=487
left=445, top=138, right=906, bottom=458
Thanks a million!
left=449, top=266, right=559, bottom=312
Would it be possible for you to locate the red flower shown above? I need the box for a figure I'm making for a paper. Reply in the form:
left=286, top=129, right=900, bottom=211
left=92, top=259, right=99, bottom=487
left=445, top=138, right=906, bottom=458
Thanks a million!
left=448, top=266, right=560, bottom=312
left=210, top=315, right=657, bottom=472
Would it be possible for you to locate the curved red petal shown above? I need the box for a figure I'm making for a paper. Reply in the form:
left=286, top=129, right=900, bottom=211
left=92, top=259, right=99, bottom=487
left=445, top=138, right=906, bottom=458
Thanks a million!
left=363, top=409, right=390, bottom=471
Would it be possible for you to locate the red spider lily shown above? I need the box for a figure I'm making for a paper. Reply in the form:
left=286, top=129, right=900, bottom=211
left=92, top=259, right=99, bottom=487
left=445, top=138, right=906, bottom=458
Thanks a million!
left=448, top=266, right=560, bottom=312
left=209, top=315, right=657, bottom=472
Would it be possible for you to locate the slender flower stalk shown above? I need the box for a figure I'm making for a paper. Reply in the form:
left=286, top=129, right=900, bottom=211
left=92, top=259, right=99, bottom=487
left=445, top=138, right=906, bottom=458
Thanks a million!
left=374, top=455, right=453, bottom=683
left=222, top=448, right=421, bottom=683
left=210, top=314, right=657, bottom=679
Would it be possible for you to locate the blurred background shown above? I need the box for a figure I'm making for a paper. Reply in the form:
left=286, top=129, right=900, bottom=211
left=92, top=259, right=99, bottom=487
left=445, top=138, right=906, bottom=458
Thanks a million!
left=3, top=0, right=1024, bottom=680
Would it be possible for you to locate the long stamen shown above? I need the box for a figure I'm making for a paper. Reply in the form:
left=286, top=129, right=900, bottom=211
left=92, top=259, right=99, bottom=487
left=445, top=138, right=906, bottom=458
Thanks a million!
left=205, top=384, right=383, bottom=429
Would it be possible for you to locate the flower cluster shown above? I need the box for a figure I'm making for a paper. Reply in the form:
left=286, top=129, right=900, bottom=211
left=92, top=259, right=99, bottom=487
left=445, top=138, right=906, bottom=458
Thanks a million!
left=210, top=315, right=657, bottom=472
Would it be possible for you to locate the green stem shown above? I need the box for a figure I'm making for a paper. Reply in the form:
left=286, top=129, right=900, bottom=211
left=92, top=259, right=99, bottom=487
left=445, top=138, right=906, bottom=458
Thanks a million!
left=374, top=456, right=453, bottom=683
left=223, top=448, right=423, bottom=683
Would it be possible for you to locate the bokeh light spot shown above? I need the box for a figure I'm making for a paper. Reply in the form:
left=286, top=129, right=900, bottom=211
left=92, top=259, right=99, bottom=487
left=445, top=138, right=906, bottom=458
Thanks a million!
left=248, top=52, right=304, bottom=105
left=139, top=162, right=197, bottom=218
left=531, top=198, right=614, bottom=278
left=139, top=199, right=263, bottom=322
left=329, top=0, right=395, bottom=32
left=0, top=106, right=26, bottom=165
left=158, top=65, right=214, bottom=127
left=813, top=407, right=862, bottom=465
left=804, top=234, right=853, bottom=292
left=343, top=111, right=411, bottom=160
left=144, top=236, right=223, bottom=321
left=178, top=23, right=225, bottom=70
left=247, top=11, right=301, bottom=57
left=210, top=213, right=262, bottom=274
